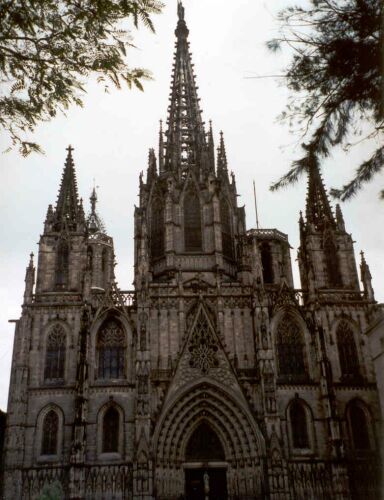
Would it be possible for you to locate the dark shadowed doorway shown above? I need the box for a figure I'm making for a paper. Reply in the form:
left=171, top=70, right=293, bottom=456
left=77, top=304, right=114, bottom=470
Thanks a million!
left=184, top=422, right=228, bottom=500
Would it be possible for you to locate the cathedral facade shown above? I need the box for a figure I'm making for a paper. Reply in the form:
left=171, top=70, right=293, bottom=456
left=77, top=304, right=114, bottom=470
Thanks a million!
left=2, top=3, right=382, bottom=499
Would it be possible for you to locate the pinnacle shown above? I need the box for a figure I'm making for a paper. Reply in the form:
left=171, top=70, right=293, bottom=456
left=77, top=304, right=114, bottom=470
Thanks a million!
left=217, top=131, right=228, bottom=176
left=28, top=252, right=34, bottom=267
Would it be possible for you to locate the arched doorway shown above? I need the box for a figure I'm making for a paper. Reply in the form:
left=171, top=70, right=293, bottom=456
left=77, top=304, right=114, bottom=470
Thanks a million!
left=153, top=382, right=266, bottom=499
left=184, top=422, right=227, bottom=499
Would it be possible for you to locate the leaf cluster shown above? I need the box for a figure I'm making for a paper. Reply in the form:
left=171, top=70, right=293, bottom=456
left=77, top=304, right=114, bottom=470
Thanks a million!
left=0, top=0, right=163, bottom=155
left=268, top=0, right=383, bottom=200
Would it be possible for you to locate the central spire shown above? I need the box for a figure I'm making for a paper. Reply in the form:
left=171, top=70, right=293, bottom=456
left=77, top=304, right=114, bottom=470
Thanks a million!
left=163, top=1, right=207, bottom=178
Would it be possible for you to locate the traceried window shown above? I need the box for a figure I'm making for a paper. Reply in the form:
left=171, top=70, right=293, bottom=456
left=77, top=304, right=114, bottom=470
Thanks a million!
left=220, top=198, right=234, bottom=259
left=289, top=401, right=309, bottom=449
left=44, top=325, right=66, bottom=381
left=184, top=191, right=202, bottom=252
left=260, top=242, right=274, bottom=283
left=348, top=402, right=371, bottom=451
left=42, top=410, right=59, bottom=455
left=151, top=198, right=165, bottom=259
left=276, top=315, right=306, bottom=379
left=102, top=406, right=120, bottom=453
left=336, top=321, right=360, bottom=378
left=55, top=239, right=69, bottom=288
left=97, top=319, right=125, bottom=379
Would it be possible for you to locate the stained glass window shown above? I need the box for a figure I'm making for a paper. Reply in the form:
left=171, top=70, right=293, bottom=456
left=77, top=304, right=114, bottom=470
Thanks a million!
left=151, top=198, right=165, bottom=258
left=220, top=198, right=233, bottom=259
left=102, top=406, right=119, bottom=453
left=276, top=315, right=306, bottom=378
left=184, top=191, right=202, bottom=251
left=337, top=321, right=360, bottom=378
left=97, top=319, right=125, bottom=379
left=44, top=325, right=66, bottom=381
left=290, top=401, right=309, bottom=448
left=55, top=239, right=69, bottom=288
left=42, top=410, right=59, bottom=455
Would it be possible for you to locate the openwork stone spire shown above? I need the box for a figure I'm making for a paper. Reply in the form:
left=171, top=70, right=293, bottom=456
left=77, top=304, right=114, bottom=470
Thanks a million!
left=163, top=1, right=207, bottom=178
left=87, top=186, right=105, bottom=234
left=305, top=156, right=335, bottom=231
left=54, top=145, right=81, bottom=230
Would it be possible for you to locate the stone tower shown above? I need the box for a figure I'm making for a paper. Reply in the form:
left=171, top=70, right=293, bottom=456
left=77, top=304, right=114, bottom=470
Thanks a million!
left=2, top=3, right=382, bottom=499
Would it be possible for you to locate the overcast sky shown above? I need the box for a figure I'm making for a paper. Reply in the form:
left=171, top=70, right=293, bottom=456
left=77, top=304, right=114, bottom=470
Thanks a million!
left=0, top=0, right=383, bottom=411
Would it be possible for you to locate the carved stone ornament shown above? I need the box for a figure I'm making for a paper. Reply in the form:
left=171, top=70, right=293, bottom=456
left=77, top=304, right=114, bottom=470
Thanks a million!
left=188, top=306, right=218, bottom=373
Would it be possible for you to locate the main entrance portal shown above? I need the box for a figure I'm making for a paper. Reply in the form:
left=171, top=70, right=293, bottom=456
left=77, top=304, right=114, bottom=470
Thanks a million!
left=185, top=468, right=227, bottom=500
left=184, top=423, right=228, bottom=499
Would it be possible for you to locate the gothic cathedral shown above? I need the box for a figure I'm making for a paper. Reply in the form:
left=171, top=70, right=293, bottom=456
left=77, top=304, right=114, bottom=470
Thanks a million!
left=3, top=3, right=382, bottom=499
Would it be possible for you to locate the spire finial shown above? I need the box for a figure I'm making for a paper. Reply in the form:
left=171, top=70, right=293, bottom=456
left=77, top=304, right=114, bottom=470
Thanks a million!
left=29, top=252, right=34, bottom=267
left=177, top=0, right=185, bottom=20
left=90, top=185, right=97, bottom=215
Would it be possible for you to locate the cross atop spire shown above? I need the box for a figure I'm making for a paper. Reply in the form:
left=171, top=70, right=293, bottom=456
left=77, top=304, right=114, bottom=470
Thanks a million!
left=162, top=1, right=207, bottom=179
left=305, top=155, right=335, bottom=231
left=54, top=145, right=81, bottom=230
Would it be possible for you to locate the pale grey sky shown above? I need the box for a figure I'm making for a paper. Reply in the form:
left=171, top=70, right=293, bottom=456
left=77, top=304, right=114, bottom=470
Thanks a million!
left=0, top=0, right=383, bottom=410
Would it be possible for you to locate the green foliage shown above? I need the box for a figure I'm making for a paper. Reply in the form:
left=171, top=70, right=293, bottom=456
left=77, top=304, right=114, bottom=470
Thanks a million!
left=268, top=0, right=382, bottom=200
left=37, top=480, right=64, bottom=500
left=0, top=0, right=163, bottom=155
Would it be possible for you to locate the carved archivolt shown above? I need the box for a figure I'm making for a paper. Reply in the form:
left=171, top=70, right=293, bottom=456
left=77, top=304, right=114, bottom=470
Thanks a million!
left=154, top=380, right=264, bottom=465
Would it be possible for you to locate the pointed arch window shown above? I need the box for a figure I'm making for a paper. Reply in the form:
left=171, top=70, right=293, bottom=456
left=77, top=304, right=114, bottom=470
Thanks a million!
left=101, top=247, right=108, bottom=285
left=260, top=242, right=274, bottom=283
left=87, top=246, right=93, bottom=271
left=220, top=198, right=233, bottom=259
left=55, top=239, right=69, bottom=288
left=151, top=198, right=165, bottom=259
left=42, top=410, right=59, bottom=455
left=336, top=321, right=360, bottom=378
left=276, top=315, right=306, bottom=379
left=348, top=402, right=371, bottom=451
left=102, top=406, right=120, bottom=453
left=289, top=400, right=309, bottom=449
left=184, top=190, right=202, bottom=252
left=324, top=232, right=342, bottom=287
left=97, top=319, right=125, bottom=379
left=44, top=325, right=66, bottom=381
